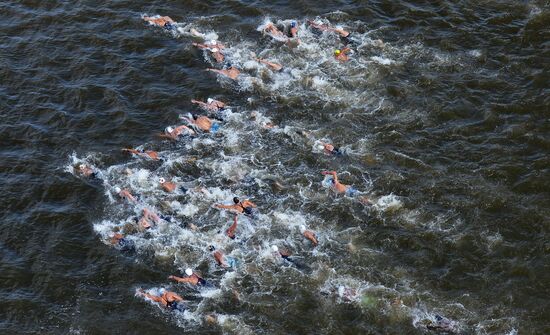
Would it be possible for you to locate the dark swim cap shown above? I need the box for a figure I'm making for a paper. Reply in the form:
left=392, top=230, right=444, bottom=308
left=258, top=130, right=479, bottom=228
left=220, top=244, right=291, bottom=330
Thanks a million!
left=291, top=22, right=296, bottom=28
left=233, top=197, right=240, bottom=204
left=208, top=245, right=215, bottom=251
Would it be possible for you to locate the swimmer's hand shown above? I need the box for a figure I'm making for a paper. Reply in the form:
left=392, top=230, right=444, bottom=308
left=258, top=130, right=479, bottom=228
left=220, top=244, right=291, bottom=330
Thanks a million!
left=321, top=171, right=335, bottom=175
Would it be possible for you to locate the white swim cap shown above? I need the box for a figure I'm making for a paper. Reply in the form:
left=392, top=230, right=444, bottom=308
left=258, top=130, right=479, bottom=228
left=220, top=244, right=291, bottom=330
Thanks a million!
left=207, top=98, right=214, bottom=103
left=114, top=186, right=121, bottom=194
left=271, top=245, right=279, bottom=252
left=79, top=164, right=85, bottom=169
left=316, top=144, right=325, bottom=151
left=300, top=225, right=306, bottom=233
left=166, top=126, right=174, bottom=133
left=159, top=288, right=166, bottom=295
left=159, top=177, right=165, bottom=184
left=185, top=268, right=193, bottom=276
left=210, top=39, right=217, bottom=45
left=211, top=48, right=219, bottom=53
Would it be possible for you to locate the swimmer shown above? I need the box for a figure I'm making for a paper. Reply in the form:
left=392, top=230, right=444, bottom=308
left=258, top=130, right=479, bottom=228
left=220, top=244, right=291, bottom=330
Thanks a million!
left=158, top=177, right=176, bottom=192
left=316, top=141, right=342, bottom=156
left=191, top=98, right=226, bottom=112
left=263, top=22, right=287, bottom=41
left=114, top=186, right=137, bottom=203
left=109, top=232, right=135, bottom=251
left=334, top=47, right=351, bottom=62
left=299, top=225, right=318, bottom=246
left=158, top=125, right=195, bottom=141
left=138, top=208, right=160, bottom=230
left=143, top=208, right=160, bottom=224
left=289, top=21, right=298, bottom=38
left=207, top=66, right=241, bottom=80
left=74, top=163, right=96, bottom=178
left=250, top=111, right=277, bottom=129
left=169, top=268, right=207, bottom=286
left=192, top=40, right=225, bottom=63
left=137, top=288, right=186, bottom=312
left=208, top=245, right=237, bottom=268
left=143, top=16, right=176, bottom=31
left=180, top=113, right=220, bottom=133
left=337, top=285, right=358, bottom=302
left=252, top=53, right=283, bottom=72
left=122, top=148, right=160, bottom=161
left=426, top=315, right=454, bottom=332
left=307, top=19, right=350, bottom=39
left=320, top=170, right=350, bottom=194
left=226, top=215, right=238, bottom=239
left=321, top=171, right=371, bottom=203
left=271, top=245, right=292, bottom=260
left=214, top=197, right=257, bottom=216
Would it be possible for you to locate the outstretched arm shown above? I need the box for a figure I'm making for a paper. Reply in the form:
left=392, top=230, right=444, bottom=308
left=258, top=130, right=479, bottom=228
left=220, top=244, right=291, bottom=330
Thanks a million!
left=207, top=68, right=224, bottom=75
left=122, top=148, right=140, bottom=155
left=214, top=203, right=236, bottom=210
left=191, top=99, right=207, bottom=107
left=192, top=42, right=209, bottom=50
left=138, top=290, right=164, bottom=304
left=168, top=275, right=193, bottom=284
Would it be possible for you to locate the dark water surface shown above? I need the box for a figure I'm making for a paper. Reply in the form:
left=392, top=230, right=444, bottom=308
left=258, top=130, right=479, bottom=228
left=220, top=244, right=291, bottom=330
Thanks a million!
left=1, top=0, right=549, bottom=334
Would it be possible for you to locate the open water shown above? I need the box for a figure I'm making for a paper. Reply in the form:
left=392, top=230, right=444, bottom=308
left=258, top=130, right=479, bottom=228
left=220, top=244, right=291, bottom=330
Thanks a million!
left=1, top=0, right=549, bottom=334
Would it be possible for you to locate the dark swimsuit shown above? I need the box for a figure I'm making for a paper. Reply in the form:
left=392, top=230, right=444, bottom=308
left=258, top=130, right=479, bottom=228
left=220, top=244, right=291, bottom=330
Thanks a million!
left=240, top=203, right=254, bottom=216
left=340, top=32, right=353, bottom=45
left=163, top=22, right=176, bottom=32
left=167, top=300, right=185, bottom=312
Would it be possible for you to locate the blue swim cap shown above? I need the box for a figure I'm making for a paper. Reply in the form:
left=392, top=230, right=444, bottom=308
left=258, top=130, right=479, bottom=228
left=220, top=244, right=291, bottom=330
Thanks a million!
left=291, top=22, right=296, bottom=28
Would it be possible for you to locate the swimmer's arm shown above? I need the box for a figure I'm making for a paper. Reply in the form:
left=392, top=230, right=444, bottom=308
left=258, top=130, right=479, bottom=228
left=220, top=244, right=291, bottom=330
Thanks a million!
left=214, top=203, right=235, bottom=210
left=192, top=42, right=209, bottom=49
left=244, top=200, right=257, bottom=208
left=206, top=68, right=225, bottom=75
left=334, top=28, right=349, bottom=37
left=161, top=16, right=175, bottom=23
left=122, top=148, right=140, bottom=155
left=175, top=125, right=195, bottom=135
left=139, top=291, right=163, bottom=303
left=168, top=275, right=193, bottom=284
left=121, top=190, right=137, bottom=202
left=158, top=133, right=177, bottom=141
left=191, top=99, right=208, bottom=107
left=342, top=47, right=351, bottom=54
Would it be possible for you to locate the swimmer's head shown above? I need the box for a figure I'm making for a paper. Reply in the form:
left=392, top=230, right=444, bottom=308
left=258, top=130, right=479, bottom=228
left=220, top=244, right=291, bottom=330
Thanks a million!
left=271, top=245, right=279, bottom=252
left=316, top=144, right=325, bottom=151
left=226, top=63, right=232, bottom=68
left=299, top=225, right=306, bottom=233
left=210, top=39, right=217, bottom=45
left=159, top=177, right=166, bottom=184
left=334, top=49, right=341, bottom=56
left=233, top=197, right=240, bottom=204
left=211, top=47, right=219, bottom=53
left=159, top=288, right=166, bottom=295
left=165, top=126, right=174, bottom=133
left=114, top=186, right=121, bottom=194
left=185, top=268, right=193, bottom=276
left=207, top=98, right=214, bottom=104
left=291, top=21, right=296, bottom=28
left=208, top=245, right=215, bottom=252
left=79, top=164, right=85, bottom=169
